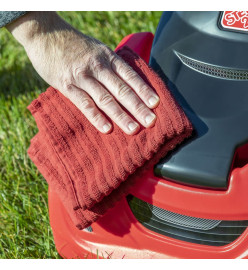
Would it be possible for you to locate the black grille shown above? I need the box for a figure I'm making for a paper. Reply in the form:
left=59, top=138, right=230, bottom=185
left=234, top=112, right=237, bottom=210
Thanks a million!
left=127, top=195, right=248, bottom=246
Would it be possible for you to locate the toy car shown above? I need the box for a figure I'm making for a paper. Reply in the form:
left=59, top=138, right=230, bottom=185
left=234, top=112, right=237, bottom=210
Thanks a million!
left=48, top=11, right=248, bottom=259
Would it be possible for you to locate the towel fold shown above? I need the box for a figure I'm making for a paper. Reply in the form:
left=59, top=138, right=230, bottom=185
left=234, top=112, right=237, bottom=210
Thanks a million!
left=27, top=46, right=193, bottom=229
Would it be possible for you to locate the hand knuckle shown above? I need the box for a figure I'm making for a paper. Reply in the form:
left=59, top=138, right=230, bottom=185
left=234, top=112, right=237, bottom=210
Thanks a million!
left=138, top=84, right=150, bottom=96
left=61, top=77, right=74, bottom=92
left=92, top=58, right=107, bottom=72
left=74, top=67, right=87, bottom=81
left=97, top=68, right=111, bottom=82
left=125, top=68, right=137, bottom=81
left=134, top=103, right=146, bottom=115
left=81, top=97, right=93, bottom=110
left=114, top=111, right=127, bottom=122
left=91, top=112, right=102, bottom=123
left=64, top=83, right=74, bottom=92
left=102, top=45, right=113, bottom=56
left=117, top=84, right=130, bottom=99
left=98, top=93, right=113, bottom=106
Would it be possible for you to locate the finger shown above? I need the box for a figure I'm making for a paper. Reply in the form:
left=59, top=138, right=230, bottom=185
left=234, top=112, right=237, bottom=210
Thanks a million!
left=111, top=55, right=160, bottom=108
left=75, top=77, right=140, bottom=135
left=94, top=68, right=157, bottom=128
left=62, top=85, right=113, bottom=134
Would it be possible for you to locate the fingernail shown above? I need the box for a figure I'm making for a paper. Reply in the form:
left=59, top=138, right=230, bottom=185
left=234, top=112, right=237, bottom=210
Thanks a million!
left=103, top=123, right=111, bottom=133
left=148, top=96, right=159, bottom=107
left=145, top=113, right=156, bottom=125
left=128, top=122, right=139, bottom=131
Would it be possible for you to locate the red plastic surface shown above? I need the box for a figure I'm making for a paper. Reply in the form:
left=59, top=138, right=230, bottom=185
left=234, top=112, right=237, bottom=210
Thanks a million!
left=115, top=32, right=154, bottom=63
left=130, top=165, right=248, bottom=221
left=48, top=32, right=248, bottom=259
left=49, top=169, right=248, bottom=259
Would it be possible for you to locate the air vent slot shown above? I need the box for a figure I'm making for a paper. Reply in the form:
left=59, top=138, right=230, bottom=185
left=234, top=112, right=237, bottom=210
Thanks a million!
left=127, top=195, right=248, bottom=246
left=175, top=51, right=248, bottom=80
left=148, top=204, right=221, bottom=230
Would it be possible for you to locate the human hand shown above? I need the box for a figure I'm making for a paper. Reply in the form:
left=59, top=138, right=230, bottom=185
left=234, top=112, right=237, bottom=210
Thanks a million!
left=7, top=12, right=160, bottom=135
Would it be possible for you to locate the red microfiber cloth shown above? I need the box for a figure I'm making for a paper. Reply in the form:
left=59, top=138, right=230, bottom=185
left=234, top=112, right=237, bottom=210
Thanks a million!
left=27, top=46, right=193, bottom=230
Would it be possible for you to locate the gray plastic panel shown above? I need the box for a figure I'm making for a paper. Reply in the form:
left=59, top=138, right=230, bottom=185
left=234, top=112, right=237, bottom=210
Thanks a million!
left=150, top=12, right=248, bottom=189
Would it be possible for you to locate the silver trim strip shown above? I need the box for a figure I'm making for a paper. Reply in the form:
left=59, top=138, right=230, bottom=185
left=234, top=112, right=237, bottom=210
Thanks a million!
left=175, top=51, right=248, bottom=80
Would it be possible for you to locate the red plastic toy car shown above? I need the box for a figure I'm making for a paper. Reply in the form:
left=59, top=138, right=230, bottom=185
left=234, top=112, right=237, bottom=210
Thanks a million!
left=48, top=12, right=248, bottom=259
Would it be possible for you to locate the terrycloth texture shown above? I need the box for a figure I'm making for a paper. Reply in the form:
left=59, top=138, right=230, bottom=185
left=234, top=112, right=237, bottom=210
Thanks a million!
left=27, top=46, right=193, bottom=229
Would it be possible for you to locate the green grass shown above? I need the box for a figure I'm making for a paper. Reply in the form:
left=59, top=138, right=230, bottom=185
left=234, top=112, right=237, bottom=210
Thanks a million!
left=0, top=11, right=162, bottom=259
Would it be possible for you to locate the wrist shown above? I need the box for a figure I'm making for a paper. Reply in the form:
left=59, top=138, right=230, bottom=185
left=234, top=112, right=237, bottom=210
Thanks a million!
left=6, top=11, right=70, bottom=49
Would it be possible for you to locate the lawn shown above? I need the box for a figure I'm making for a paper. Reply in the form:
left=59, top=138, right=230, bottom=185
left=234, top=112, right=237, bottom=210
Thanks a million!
left=0, top=11, right=162, bottom=259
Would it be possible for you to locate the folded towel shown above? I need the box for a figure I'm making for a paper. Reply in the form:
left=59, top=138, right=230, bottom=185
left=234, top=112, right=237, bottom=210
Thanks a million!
left=27, top=46, right=193, bottom=230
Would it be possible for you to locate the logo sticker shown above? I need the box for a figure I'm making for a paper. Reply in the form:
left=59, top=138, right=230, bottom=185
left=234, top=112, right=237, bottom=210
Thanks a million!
left=221, top=11, right=248, bottom=32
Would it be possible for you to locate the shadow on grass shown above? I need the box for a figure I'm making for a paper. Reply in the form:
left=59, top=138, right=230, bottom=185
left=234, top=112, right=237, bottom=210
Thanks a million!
left=0, top=61, right=48, bottom=98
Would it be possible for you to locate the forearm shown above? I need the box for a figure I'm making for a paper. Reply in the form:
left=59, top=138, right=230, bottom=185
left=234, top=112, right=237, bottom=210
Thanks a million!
left=6, top=12, right=73, bottom=48
left=5, top=11, right=95, bottom=66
